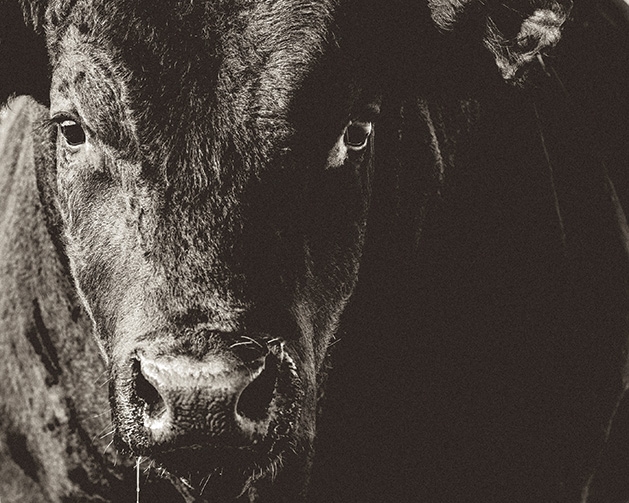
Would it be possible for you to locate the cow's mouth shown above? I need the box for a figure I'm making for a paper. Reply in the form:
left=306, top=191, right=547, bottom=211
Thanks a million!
left=112, top=338, right=303, bottom=495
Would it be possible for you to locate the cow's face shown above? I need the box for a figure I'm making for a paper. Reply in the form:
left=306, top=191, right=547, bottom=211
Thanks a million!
left=44, top=0, right=377, bottom=500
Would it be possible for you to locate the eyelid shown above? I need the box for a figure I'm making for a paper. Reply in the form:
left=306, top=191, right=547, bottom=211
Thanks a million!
left=51, top=112, right=82, bottom=126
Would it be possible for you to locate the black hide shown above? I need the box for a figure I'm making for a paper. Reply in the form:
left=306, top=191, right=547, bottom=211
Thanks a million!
left=1, top=1, right=628, bottom=502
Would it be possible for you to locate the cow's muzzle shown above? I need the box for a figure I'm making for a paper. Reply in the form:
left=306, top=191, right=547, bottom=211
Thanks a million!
left=112, top=331, right=302, bottom=468
left=132, top=345, right=279, bottom=448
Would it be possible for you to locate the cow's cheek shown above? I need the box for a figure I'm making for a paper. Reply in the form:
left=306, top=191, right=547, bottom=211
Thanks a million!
left=300, top=159, right=372, bottom=365
left=280, top=160, right=371, bottom=456
left=56, top=155, right=148, bottom=352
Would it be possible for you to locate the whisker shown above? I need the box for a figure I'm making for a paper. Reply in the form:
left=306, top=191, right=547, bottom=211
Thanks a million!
left=241, top=335, right=264, bottom=347
left=229, top=340, right=257, bottom=349
left=93, top=369, right=110, bottom=387
left=200, top=472, right=212, bottom=495
left=98, top=376, right=112, bottom=388
left=103, top=438, right=115, bottom=456
left=92, top=422, right=115, bottom=443
left=230, top=335, right=265, bottom=350
left=328, top=337, right=342, bottom=348
left=99, top=428, right=116, bottom=440
left=143, top=458, right=156, bottom=474
left=90, top=410, right=111, bottom=419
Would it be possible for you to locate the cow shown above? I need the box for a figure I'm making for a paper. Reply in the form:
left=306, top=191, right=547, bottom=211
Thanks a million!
left=1, top=0, right=628, bottom=502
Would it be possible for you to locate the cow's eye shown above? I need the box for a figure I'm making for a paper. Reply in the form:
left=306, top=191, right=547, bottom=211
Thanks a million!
left=344, top=121, right=372, bottom=150
left=57, top=118, right=86, bottom=146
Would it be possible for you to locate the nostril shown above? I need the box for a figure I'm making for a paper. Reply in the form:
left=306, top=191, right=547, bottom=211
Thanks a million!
left=236, top=354, right=279, bottom=421
left=133, top=359, right=167, bottom=420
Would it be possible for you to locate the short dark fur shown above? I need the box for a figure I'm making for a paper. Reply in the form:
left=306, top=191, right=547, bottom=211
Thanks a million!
left=1, top=1, right=628, bottom=502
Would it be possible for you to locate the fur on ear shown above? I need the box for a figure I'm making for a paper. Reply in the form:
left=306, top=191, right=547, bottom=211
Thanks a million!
left=484, top=1, right=572, bottom=82
left=428, top=0, right=573, bottom=83
left=0, top=0, right=50, bottom=105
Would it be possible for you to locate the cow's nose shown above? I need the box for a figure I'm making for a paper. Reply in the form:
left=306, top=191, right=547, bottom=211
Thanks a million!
left=132, top=348, right=279, bottom=447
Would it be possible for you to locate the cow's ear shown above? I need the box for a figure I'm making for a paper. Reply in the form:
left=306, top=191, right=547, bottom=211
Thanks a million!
left=429, top=0, right=573, bottom=83
left=0, top=0, right=50, bottom=105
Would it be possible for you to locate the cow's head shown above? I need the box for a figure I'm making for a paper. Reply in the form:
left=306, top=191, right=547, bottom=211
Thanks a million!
left=5, top=0, right=379, bottom=500
left=1, top=0, right=571, bottom=501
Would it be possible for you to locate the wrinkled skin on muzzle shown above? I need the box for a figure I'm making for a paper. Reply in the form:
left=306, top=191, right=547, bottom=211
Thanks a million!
left=40, top=0, right=378, bottom=500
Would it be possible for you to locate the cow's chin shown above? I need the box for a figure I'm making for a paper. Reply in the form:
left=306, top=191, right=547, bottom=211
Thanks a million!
left=111, top=344, right=306, bottom=500
left=150, top=441, right=294, bottom=499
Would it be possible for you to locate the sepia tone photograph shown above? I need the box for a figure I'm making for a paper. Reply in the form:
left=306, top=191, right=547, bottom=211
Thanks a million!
left=1, top=0, right=628, bottom=501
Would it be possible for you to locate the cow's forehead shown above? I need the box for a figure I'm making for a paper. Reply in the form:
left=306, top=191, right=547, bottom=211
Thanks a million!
left=48, top=0, right=341, bottom=161
left=48, top=0, right=333, bottom=109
